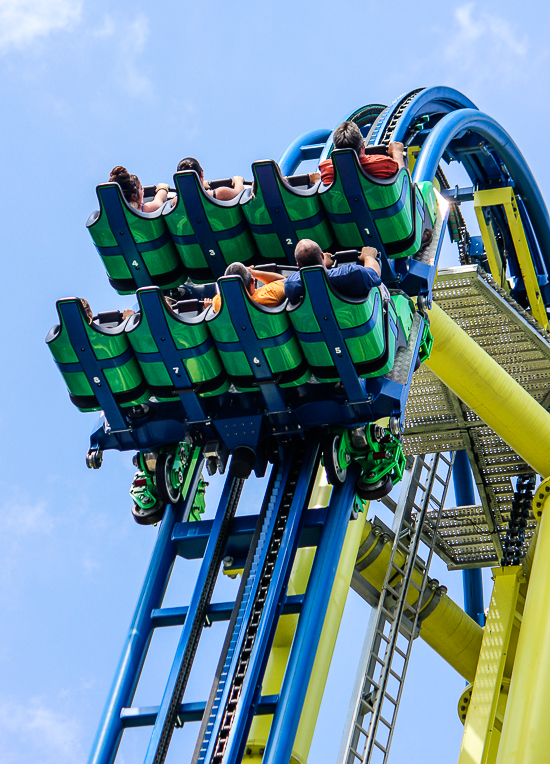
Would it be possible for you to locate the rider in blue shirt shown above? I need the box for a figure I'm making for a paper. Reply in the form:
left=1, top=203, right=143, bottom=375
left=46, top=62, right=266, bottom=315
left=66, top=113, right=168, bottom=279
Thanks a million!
left=284, top=239, right=382, bottom=304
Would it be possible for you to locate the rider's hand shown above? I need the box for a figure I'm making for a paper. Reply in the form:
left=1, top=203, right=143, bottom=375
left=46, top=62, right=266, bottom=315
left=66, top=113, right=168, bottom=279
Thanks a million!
left=359, top=246, right=379, bottom=264
left=388, top=141, right=404, bottom=158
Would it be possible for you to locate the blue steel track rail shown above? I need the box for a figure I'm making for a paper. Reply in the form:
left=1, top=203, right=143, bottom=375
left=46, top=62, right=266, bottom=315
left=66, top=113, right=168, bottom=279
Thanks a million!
left=144, top=472, right=245, bottom=764
left=87, top=454, right=205, bottom=764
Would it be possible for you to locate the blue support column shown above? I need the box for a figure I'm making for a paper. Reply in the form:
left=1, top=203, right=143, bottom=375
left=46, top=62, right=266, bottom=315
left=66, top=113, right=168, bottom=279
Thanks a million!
left=453, top=450, right=485, bottom=627
left=87, top=456, right=204, bottom=764
left=144, top=471, right=243, bottom=764
left=262, top=465, right=360, bottom=764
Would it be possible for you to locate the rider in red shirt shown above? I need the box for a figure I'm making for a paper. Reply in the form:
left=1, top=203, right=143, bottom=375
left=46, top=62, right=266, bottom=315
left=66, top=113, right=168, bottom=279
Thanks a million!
left=318, top=121, right=405, bottom=185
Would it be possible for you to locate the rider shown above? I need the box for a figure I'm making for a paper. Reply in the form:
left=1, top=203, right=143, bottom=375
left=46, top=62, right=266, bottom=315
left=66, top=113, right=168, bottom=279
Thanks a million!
left=173, top=157, right=245, bottom=204
left=108, top=166, right=169, bottom=212
left=319, top=121, right=405, bottom=185
left=284, top=239, right=381, bottom=304
left=208, top=262, right=286, bottom=312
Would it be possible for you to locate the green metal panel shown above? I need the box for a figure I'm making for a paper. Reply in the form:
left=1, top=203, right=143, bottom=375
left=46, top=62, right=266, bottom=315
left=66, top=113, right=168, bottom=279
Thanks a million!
left=288, top=271, right=407, bottom=382
left=319, top=151, right=436, bottom=259
left=207, top=276, right=310, bottom=391
left=241, top=160, right=333, bottom=262
left=126, top=290, right=229, bottom=399
left=417, top=181, right=438, bottom=226
left=46, top=298, right=150, bottom=412
left=87, top=183, right=184, bottom=294
left=163, top=171, right=256, bottom=281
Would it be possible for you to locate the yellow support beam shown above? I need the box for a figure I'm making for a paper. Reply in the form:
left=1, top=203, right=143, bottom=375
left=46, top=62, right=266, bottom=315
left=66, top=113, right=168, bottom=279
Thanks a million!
left=474, top=195, right=507, bottom=289
left=355, top=519, right=483, bottom=681
left=495, top=478, right=550, bottom=764
left=426, top=302, right=550, bottom=478
left=457, top=567, right=525, bottom=764
left=474, top=187, right=548, bottom=328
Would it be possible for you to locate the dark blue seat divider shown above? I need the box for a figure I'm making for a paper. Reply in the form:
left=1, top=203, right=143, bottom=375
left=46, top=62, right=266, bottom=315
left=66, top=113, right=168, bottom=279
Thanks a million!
left=52, top=301, right=136, bottom=432
left=241, top=160, right=333, bottom=265
left=129, top=288, right=208, bottom=423
left=164, top=171, right=255, bottom=282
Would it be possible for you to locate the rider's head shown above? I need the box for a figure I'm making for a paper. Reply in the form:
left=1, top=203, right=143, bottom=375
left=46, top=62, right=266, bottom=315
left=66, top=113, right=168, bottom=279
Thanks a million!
left=333, top=121, right=364, bottom=155
left=224, top=262, right=254, bottom=294
left=177, top=157, right=204, bottom=178
left=294, top=239, right=324, bottom=268
left=109, top=166, right=141, bottom=205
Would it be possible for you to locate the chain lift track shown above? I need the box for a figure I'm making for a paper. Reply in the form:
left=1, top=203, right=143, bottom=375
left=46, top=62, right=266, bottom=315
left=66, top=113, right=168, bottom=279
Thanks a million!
left=366, top=87, right=473, bottom=265
left=195, top=441, right=317, bottom=764
left=145, top=474, right=245, bottom=764
left=341, top=452, right=455, bottom=764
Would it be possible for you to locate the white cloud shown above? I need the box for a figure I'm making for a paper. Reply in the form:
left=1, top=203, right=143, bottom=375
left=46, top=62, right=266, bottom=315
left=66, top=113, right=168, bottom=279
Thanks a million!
left=444, top=4, right=528, bottom=77
left=0, top=0, right=82, bottom=50
left=0, top=698, right=82, bottom=764
left=0, top=495, right=54, bottom=535
left=451, top=3, right=527, bottom=55
left=117, top=13, right=153, bottom=99
left=92, top=13, right=115, bottom=38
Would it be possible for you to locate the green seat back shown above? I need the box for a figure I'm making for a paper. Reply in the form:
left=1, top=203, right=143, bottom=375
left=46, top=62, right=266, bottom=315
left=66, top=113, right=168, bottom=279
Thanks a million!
left=206, top=275, right=309, bottom=392
left=126, top=288, right=229, bottom=404
left=287, top=267, right=405, bottom=387
left=240, top=160, right=333, bottom=264
left=319, top=149, right=436, bottom=259
left=46, top=298, right=149, bottom=425
left=163, top=170, right=256, bottom=282
left=87, top=183, right=185, bottom=294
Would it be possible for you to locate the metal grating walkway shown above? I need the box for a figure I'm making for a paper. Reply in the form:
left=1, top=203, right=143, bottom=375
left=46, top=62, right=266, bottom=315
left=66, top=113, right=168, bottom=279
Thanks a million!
left=403, top=265, right=550, bottom=568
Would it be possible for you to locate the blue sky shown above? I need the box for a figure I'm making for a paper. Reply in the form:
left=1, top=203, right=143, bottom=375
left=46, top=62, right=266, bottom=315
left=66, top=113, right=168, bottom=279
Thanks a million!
left=0, top=1, right=547, bottom=762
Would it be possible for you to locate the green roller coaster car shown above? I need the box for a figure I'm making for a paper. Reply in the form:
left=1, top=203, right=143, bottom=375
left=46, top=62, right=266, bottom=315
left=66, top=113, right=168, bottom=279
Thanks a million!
left=130, top=441, right=206, bottom=525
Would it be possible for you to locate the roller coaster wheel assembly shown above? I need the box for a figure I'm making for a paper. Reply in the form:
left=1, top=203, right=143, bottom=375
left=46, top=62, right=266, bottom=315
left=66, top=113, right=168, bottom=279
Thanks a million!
left=155, top=453, right=182, bottom=505
left=86, top=448, right=103, bottom=470
left=323, top=433, right=348, bottom=486
left=356, top=474, right=393, bottom=501
left=131, top=499, right=166, bottom=526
